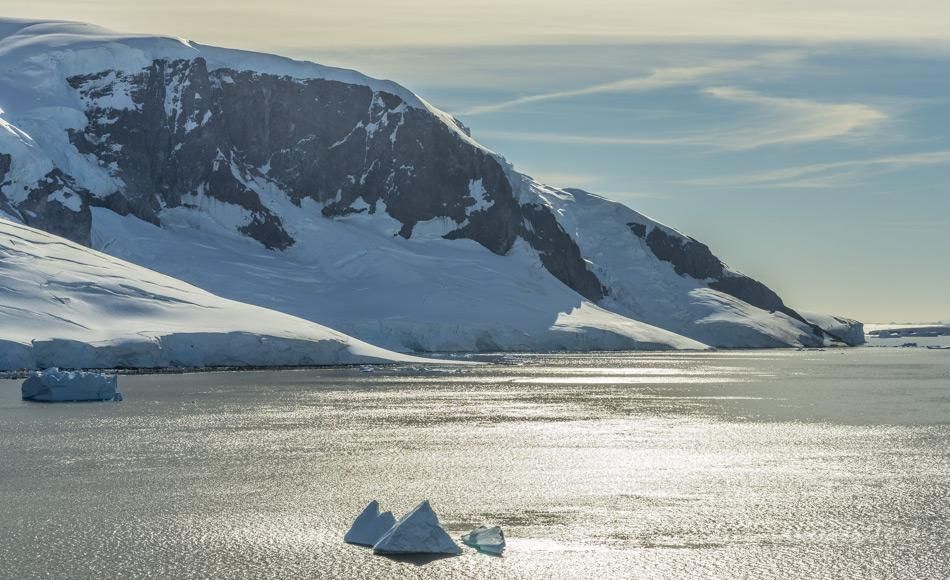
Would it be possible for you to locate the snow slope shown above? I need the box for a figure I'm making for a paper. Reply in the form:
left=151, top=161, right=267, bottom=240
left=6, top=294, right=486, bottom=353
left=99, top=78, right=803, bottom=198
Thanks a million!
left=0, top=217, right=433, bottom=370
left=90, top=205, right=708, bottom=352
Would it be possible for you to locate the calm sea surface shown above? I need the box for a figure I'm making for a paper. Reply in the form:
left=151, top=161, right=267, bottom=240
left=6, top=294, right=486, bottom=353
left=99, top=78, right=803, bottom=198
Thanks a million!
left=1, top=349, right=948, bottom=579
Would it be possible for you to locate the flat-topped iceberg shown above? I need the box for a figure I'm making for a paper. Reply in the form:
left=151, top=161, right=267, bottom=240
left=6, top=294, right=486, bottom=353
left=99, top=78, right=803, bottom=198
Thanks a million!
left=372, top=500, right=461, bottom=555
left=22, top=368, right=121, bottom=402
left=461, top=526, right=506, bottom=555
left=344, top=501, right=396, bottom=547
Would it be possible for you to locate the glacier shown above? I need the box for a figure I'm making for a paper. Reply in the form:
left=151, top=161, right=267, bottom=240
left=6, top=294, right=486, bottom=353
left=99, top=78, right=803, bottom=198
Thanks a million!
left=0, top=18, right=864, bottom=357
left=0, top=217, right=432, bottom=370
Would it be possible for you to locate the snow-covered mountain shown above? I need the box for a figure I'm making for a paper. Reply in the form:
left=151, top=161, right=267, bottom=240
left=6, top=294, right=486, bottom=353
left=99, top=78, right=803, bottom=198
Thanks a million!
left=0, top=19, right=863, bottom=354
left=0, top=217, right=433, bottom=369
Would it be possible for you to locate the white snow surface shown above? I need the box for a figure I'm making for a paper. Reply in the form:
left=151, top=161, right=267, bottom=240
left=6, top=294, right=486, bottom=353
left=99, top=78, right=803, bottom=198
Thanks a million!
left=373, top=501, right=462, bottom=556
left=0, top=217, right=432, bottom=370
left=21, top=367, right=120, bottom=402
left=90, top=204, right=707, bottom=353
left=0, top=19, right=423, bottom=107
left=344, top=501, right=397, bottom=547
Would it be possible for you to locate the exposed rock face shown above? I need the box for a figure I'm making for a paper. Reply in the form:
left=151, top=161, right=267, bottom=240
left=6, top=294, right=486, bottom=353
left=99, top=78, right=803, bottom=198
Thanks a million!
left=522, top=203, right=606, bottom=301
left=640, top=225, right=723, bottom=280
left=0, top=153, right=15, bottom=217
left=17, top=170, right=92, bottom=245
left=55, top=57, right=602, bottom=294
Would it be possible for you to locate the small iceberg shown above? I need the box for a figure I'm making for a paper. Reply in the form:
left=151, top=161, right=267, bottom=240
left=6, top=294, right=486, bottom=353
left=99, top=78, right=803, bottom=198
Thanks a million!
left=461, top=525, right=505, bottom=555
left=372, top=500, right=462, bottom=555
left=21, top=368, right=121, bottom=402
left=344, top=500, right=396, bottom=547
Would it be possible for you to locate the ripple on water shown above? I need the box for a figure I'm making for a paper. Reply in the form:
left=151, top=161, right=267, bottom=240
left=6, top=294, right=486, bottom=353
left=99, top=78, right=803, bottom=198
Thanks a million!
left=0, top=349, right=947, bottom=578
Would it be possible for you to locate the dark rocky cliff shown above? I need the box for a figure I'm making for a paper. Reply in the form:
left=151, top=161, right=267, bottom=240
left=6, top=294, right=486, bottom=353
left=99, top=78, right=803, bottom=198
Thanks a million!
left=46, top=57, right=605, bottom=300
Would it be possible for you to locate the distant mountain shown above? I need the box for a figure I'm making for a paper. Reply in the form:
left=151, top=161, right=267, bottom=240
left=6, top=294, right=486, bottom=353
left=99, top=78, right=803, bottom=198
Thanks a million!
left=865, top=323, right=950, bottom=338
left=0, top=19, right=863, bottom=356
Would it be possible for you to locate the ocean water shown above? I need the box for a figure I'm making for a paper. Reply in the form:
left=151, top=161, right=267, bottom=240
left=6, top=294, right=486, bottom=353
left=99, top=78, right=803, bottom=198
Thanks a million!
left=1, top=349, right=948, bottom=579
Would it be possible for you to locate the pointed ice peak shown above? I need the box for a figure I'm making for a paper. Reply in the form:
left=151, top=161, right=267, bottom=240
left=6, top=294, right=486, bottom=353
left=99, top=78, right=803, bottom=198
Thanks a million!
left=461, top=525, right=506, bottom=555
left=372, top=500, right=462, bottom=555
left=343, top=500, right=396, bottom=547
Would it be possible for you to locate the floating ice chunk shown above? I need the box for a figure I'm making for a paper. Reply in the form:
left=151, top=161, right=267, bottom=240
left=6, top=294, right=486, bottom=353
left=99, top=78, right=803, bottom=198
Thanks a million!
left=344, top=500, right=396, bottom=547
left=461, top=525, right=506, bottom=555
left=21, top=368, right=121, bottom=402
left=372, top=500, right=462, bottom=555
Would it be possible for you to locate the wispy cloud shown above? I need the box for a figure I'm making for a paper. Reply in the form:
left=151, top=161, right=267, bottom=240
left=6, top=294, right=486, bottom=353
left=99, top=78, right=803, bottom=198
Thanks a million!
left=476, top=130, right=693, bottom=146
left=596, top=190, right=668, bottom=200
left=521, top=170, right=603, bottom=188
left=476, top=87, right=886, bottom=150
left=458, top=51, right=803, bottom=116
left=684, top=150, right=950, bottom=188
left=703, top=87, right=886, bottom=148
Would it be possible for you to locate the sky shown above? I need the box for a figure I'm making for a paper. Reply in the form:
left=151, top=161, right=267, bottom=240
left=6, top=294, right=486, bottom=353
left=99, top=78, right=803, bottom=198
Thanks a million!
left=3, top=1, right=949, bottom=323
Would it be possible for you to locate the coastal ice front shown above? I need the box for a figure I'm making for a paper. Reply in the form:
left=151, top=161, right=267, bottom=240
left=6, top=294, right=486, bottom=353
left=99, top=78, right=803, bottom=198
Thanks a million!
left=21, top=368, right=121, bottom=402
left=0, top=218, right=431, bottom=370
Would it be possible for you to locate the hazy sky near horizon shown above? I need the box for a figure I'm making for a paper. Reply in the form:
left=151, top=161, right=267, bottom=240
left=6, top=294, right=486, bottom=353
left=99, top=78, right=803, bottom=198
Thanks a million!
left=3, top=1, right=949, bottom=322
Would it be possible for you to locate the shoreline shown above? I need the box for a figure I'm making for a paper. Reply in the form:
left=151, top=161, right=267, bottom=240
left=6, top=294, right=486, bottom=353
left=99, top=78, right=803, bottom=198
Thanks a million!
left=0, top=359, right=478, bottom=380
left=4, top=344, right=943, bottom=380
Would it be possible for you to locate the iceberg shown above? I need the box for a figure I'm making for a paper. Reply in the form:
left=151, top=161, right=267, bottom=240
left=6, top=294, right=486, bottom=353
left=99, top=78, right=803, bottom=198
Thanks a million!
left=461, top=526, right=506, bottom=555
left=344, top=500, right=396, bottom=547
left=21, top=368, right=121, bottom=402
left=372, top=500, right=462, bottom=555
